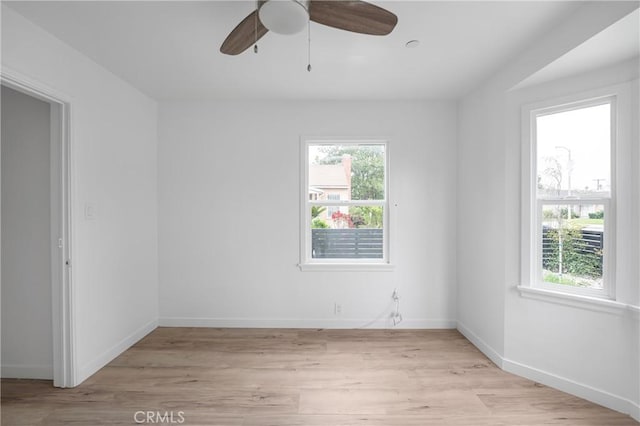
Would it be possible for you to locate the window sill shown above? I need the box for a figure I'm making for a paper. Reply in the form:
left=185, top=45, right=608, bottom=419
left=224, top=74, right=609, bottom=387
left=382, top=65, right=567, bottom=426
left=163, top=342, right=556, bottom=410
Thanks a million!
left=517, top=285, right=639, bottom=317
left=298, top=263, right=395, bottom=272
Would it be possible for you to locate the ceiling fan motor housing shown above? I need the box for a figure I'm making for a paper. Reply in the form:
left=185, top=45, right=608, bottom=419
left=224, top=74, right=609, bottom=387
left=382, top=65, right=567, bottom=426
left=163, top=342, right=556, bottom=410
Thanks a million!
left=259, top=0, right=310, bottom=35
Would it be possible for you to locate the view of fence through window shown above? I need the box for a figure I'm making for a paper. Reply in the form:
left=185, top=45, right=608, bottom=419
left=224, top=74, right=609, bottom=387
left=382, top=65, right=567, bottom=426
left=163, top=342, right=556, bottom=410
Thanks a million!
left=536, top=102, right=610, bottom=289
left=541, top=204, right=605, bottom=288
left=308, top=144, right=386, bottom=259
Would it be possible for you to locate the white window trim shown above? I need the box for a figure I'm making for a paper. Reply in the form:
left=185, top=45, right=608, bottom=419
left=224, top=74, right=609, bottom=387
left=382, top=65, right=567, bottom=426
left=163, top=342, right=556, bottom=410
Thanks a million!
left=299, top=137, right=394, bottom=272
left=516, top=285, right=637, bottom=317
left=521, top=86, right=631, bottom=303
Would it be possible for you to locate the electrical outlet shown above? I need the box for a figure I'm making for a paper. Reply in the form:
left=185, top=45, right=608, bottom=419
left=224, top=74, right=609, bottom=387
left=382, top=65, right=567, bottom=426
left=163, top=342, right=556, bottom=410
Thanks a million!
left=334, top=303, right=342, bottom=315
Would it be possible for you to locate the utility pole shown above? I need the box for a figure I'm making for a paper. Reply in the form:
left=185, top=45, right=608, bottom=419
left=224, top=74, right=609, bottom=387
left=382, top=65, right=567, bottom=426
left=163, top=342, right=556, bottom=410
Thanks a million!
left=593, top=178, right=604, bottom=191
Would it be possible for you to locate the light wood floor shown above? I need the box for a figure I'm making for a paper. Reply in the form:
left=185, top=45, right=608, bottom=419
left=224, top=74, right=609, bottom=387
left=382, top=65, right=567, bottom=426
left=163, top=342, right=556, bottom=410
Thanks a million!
left=2, top=328, right=637, bottom=425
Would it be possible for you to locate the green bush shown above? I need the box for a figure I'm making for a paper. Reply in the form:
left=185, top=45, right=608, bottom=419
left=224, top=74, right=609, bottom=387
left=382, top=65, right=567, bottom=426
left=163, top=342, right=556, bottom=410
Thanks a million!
left=348, top=206, right=383, bottom=228
left=560, top=208, right=580, bottom=219
left=588, top=210, right=604, bottom=219
left=543, top=228, right=602, bottom=278
left=543, top=208, right=579, bottom=220
left=311, top=218, right=329, bottom=229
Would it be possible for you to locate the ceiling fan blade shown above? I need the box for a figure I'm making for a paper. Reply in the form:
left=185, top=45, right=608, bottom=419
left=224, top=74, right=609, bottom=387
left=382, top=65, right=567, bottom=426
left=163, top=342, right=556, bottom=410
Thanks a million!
left=220, top=10, right=268, bottom=55
left=309, top=1, right=398, bottom=36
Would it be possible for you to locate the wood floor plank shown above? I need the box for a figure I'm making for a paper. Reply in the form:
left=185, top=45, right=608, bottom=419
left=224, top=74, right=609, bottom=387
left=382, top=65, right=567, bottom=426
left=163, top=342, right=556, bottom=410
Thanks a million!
left=298, top=388, right=491, bottom=416
left=2, top=328, right=637, bottom=425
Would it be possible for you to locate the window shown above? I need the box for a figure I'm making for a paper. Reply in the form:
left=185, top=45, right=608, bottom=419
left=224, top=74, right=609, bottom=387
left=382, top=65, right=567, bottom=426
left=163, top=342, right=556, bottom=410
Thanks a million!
left=326, top=194, right=341, bottom=218
left=300, top=139, right=391, bottom=270
left=526, top=97, right=615, bottom=298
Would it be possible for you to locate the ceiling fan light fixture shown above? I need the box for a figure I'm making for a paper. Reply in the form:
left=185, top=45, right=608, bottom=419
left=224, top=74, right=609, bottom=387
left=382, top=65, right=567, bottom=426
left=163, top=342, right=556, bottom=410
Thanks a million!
left=259, top=0, right=309, bottom=35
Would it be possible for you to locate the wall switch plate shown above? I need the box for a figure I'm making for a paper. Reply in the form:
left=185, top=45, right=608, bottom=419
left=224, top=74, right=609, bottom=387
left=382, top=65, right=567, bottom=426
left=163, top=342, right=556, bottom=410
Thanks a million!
left=84, top=203, right=98, bottom=220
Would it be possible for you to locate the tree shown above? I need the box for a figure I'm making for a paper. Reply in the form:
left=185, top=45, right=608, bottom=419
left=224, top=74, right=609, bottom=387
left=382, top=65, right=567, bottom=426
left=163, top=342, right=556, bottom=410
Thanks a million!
left=316, top=145, right=384, bottom=200
left=331, top=211, right=354, bottom=228
left=540, top=156, right=563, bottom=196
left=311, top=206, right=326, bottom=219
left=349, top=206, right=383, bottom=229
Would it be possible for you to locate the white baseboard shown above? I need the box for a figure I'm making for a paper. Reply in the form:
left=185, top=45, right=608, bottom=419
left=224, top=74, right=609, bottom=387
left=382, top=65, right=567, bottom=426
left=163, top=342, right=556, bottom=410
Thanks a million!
left=456, top=321, right=638, bottom=422
left=456, top=321, right=504, bottom=368
left=503, top=358, right=640, bottom=423
left=76, top=318, right=157, bottom=385
left=158, top=316, right=456, bottom=330
left=1, top=364, right=53, bottom=380
left=630, top=401, right=640, bottom=423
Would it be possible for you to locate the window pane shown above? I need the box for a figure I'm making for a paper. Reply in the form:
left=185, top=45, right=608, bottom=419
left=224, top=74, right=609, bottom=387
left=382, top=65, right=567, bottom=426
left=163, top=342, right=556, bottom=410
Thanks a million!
left=311, top=206, right=383, bottom=259
left=541, top=204, right=604, bottom=289
left=536, top=103, right=610, bottom=199
left=309, top=144, right=385, bottom=201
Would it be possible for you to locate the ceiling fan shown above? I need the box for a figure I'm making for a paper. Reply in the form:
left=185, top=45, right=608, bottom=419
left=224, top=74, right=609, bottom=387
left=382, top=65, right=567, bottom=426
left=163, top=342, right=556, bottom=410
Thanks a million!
left=220, top=0, right=398, bottom=56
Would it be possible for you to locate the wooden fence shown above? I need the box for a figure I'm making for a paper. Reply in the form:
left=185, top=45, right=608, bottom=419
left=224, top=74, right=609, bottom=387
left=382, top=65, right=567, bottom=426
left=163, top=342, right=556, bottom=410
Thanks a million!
left=312, top=228, right=383, bottom=259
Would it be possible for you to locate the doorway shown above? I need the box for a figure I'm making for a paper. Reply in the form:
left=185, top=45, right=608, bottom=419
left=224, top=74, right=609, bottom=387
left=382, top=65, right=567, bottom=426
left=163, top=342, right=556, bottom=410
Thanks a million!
left=1, top=85, right=53, bottom=379
left=1, top=72, right=74, bottom=388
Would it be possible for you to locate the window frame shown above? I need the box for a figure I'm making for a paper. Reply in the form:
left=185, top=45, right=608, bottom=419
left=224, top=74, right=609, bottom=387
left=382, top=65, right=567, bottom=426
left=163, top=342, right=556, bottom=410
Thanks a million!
left=299, top=137, right=393, bottom=271
left=522, top=94, right=617, bottom=300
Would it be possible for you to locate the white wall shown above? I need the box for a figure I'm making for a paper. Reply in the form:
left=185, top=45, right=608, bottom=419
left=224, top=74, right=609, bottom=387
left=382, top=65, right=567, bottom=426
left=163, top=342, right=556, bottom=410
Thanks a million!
left=1, top=86, right=53, bottom=379
left=503, top=60, right=640, bottom=419
left=158, top=100, right=457, bottom=328
left=1, top=5, right=159, bottom=384
left=457, top=2, right=639, bottom=419
left=456, top=82, right=507, bottom=361
left=456, top=0, right=639, bottom=365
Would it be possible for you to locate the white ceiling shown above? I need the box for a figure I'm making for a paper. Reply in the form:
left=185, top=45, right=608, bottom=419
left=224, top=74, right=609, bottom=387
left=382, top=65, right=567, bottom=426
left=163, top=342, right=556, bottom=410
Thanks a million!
left=516, top=8, right=640, bottom=89
left=6, top=1, right=591, bottom=100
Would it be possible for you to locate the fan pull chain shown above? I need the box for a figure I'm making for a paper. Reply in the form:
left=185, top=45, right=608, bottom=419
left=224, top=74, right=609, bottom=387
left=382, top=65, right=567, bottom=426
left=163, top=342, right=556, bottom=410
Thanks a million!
left=307, top=16, right=312, bottom=72
left=253, top=2, right=259, bottom=54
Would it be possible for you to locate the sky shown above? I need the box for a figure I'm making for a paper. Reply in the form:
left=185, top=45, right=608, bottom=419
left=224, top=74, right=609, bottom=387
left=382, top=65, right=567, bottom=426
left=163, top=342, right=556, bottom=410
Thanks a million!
left=536, top=102, right=611, bottom=194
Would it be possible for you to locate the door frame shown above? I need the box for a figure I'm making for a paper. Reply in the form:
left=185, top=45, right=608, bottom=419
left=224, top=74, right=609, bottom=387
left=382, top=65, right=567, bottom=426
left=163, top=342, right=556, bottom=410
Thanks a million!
left=1, top=67, right=76, bottom=387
